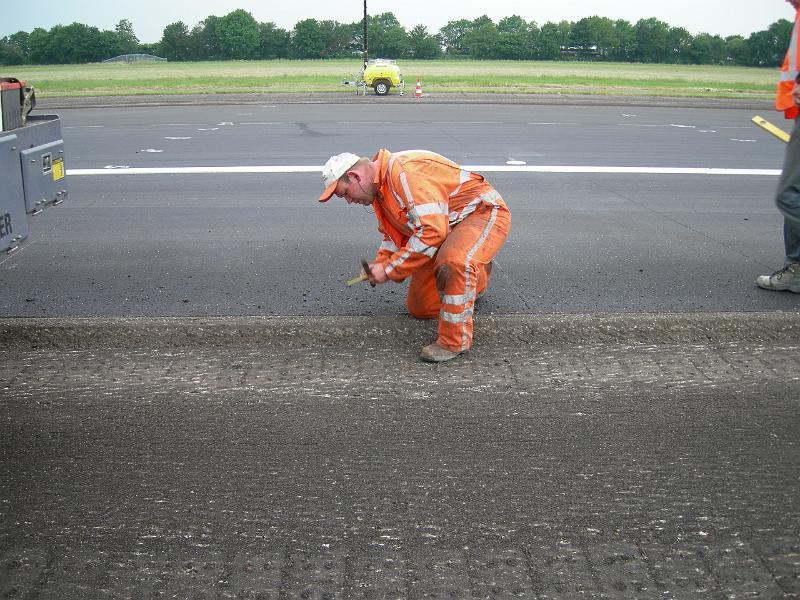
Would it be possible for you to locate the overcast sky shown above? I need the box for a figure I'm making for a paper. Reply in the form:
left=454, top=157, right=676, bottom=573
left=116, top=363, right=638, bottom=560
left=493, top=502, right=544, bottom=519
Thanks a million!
left=0, top=0, right=796, bottom=44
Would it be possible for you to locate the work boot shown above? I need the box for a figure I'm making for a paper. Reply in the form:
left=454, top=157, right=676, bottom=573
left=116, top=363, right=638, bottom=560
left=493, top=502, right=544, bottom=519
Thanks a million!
left=756, top=263, right=800, bottom=293
left=420, top=342, right=463, bottom=363
left=477, top=261, right=493, bottom=300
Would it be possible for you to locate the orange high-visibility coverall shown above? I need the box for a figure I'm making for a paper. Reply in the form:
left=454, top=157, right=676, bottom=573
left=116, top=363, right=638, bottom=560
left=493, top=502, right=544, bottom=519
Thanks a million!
left=777, top=7, right=800, bottom=119
left=370, top=149, right=511, bottom=353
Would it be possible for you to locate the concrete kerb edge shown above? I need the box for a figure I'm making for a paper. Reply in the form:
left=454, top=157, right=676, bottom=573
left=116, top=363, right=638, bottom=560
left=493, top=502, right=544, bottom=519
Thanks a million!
left=1, top=312, right=799, bottom=350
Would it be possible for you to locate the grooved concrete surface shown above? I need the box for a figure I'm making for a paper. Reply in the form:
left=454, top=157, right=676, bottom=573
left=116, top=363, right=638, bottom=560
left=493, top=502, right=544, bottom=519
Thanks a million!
left=1, top=315, right=799, bottom=598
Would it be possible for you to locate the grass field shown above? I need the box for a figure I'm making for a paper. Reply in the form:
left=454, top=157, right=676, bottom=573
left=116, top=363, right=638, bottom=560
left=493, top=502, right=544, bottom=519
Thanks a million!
left=7, top=59, right=776, bottom=99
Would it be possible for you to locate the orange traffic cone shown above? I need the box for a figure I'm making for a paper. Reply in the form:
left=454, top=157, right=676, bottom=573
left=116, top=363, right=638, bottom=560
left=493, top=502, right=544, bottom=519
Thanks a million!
left=414, top=78, right=423, bottom=99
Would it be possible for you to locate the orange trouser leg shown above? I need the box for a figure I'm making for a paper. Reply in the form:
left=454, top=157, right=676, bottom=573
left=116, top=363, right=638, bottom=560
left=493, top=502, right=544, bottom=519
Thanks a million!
left=406, top=259, right=492, bottom=318
left=406, top=204, right=510, bottom=352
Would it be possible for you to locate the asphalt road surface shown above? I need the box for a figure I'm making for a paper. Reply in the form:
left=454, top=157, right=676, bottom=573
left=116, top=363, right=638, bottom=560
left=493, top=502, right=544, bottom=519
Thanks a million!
left=2, top=98, right=799, bottom=598
left=1, top=102, right=798, bottom=317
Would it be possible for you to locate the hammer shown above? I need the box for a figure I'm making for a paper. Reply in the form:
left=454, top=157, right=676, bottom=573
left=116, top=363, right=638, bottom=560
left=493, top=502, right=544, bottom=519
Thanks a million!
left=346, top=258, right=376, bottom=287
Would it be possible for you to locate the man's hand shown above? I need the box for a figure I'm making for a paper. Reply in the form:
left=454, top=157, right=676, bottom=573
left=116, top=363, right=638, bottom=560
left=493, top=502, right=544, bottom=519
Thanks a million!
left=366, top=261, right=388, bottom=285
left=793, top=84, right=800, bottom=107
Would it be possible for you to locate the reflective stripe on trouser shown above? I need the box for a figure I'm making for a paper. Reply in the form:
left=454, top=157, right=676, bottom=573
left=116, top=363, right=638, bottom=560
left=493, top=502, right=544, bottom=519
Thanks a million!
left=406, top=203, right=511, bottom=352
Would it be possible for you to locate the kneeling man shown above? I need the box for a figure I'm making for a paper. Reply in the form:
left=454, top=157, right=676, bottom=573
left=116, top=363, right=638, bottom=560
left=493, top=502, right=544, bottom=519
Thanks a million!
left=319, top=149, right=511, bottom=363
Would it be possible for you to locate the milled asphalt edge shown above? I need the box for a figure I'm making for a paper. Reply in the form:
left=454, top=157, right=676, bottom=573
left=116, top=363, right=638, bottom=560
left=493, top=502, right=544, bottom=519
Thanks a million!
left=35, top=92, right=773, bottom=111
left=16, top=93, right=789, bottom=350
left=1, top=312, right=799, bottom=350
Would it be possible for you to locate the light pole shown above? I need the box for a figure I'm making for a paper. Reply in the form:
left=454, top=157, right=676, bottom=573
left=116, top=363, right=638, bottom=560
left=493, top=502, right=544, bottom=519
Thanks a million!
left=363, top=0, right=368, bottom=70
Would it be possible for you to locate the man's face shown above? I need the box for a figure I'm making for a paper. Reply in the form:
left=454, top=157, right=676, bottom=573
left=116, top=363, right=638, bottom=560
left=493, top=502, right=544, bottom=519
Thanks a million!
left=789, top=0, right=800, bottom=10
left=334, top=172, right=375, bottom=206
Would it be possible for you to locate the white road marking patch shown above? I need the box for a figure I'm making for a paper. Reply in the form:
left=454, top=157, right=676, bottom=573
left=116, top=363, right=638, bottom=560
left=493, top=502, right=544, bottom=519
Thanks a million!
left=67, top=165, right=781, bottom=177
left=670, top=124, right=696, bottom=128
left=240, top=122, right=278, bottom=125
left=616, top=124, right=670, bottom=127
left=698, top=130, right=717, bottom=133
left=152, top=123, right=207, bottom=127
left=140, top=149, right=164, bottom=153
left=620, top=114, right=637, bottom=117
left=64, top=125, right=104, bottom=129
left=730, top=139, right=757, bottom=143
left=103, top=165, right=130, bottom=169
left=461, top=165, right=778, bottom=176
left=527, top=122, right=580, bottom=125
left=197, top=127, right=219, bottom=131
left=164, top=137, right=192, bottom=140
left=506, top=160, right=527, bottom=165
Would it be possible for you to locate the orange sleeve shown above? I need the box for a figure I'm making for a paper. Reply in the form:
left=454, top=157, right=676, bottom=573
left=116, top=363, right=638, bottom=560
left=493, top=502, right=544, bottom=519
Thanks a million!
left=374, top=234, right=401, bottom=265
left=383, top=169, right=450, bottom=282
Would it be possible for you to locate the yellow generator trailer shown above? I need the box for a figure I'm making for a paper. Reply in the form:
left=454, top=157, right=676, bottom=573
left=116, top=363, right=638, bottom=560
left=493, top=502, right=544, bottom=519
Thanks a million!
left=361, top=59, right=404, bottom=96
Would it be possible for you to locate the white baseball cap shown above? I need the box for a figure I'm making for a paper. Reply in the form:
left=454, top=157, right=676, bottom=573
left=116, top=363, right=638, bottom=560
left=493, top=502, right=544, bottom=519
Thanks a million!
left=319, top=152, right=360, bottom=202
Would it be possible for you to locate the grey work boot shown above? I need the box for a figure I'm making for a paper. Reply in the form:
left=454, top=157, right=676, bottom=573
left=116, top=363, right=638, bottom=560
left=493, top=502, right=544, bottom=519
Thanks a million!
left=420, top=342, right=463, bottom=363
left=756, top=263, right=800, bottom=293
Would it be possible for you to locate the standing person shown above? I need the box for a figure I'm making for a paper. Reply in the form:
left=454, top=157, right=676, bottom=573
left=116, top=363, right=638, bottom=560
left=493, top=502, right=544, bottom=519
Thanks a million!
left=318, top=149, right=511, bottom=362
left=757, top=0, right=800, bottom=293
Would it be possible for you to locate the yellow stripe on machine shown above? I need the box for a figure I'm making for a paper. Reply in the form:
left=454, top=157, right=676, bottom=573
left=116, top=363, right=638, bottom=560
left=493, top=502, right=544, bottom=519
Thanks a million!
left=752, top=115, right=791, bottom=143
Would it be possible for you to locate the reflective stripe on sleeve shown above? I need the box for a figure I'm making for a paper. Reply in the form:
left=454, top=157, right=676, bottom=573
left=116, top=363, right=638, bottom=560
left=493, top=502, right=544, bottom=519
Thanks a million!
left=408, top=235, right=437, bottom=257
left=387, top=239, right=435, bottom=275
left=380, top=240, right=400, bottom=253
left=411, top=202, right=449, bottom=217
left=479, top=190, right=502, bottom=205
left=386, top=250, right=411, bottom=275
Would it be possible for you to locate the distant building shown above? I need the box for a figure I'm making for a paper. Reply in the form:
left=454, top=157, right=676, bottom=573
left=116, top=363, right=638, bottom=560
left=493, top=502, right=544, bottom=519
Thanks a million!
left=103, top=54, right=167, bottom=63
left=560, top=45, right=601, bottom=58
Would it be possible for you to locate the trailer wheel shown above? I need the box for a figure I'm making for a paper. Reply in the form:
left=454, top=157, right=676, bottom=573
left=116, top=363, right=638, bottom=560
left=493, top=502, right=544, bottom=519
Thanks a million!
left=374, top=80, right=391, bottom=96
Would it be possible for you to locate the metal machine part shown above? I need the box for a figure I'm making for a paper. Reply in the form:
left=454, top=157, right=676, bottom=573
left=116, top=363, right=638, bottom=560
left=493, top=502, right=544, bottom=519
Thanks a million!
left=0, top=79, right=66, bottom=254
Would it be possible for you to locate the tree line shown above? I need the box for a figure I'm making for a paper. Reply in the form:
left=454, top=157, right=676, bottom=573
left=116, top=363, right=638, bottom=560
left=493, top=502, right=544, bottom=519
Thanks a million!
left=0, top=10, right=794, bottom=67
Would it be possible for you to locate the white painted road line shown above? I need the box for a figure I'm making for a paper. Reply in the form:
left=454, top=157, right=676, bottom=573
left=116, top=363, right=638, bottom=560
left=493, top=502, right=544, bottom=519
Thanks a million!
left=66, top=166, right=781, bottom=177
left=70, top=166, right=319, bottom=175
left=463, top=166, right=779, bottom=175
left=432, top=121, right=504, bottom=124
